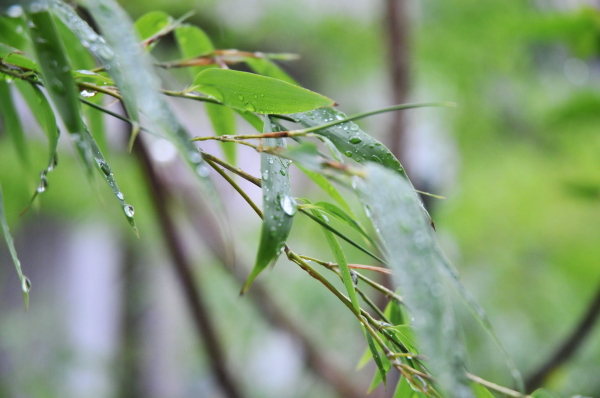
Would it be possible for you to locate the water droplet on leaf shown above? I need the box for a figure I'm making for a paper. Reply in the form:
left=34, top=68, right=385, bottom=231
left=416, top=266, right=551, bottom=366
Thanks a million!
left=123, top=204, right=135, bottom=218
left=280, top=195, right=297, bottom=216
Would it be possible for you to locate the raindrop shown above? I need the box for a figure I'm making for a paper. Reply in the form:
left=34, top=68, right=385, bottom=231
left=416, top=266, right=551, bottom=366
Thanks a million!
left=6, top=5, right=23, bottom=18
left=76, top=69, right=95, bottom=75
left=350, top=125, right=359, bottom=131
left=269, top=159, right=273, bottom=164
left=350, top=270, right=358, bottom=287
left=371, top=155, right=382, bottom=163
left=96, top=159, right=111, bottom=176
left=305, top=111, right=312, bottom=116
left=80, top=89, right=97, bottom=98
left=349, top=137, right=362, bottom=144
left=244, top=102, right=255, bottom=112
left=97, top=46, right=114, bottom=61
left=123, top=204, right=135, bottom=218
left=280, top=195, right=298, bottom=216
left=116, top=192, right=124, bottom=200
left=196, top=164, right=210, bottom=177
left=50, top=79, right=65, bottom=94
left=279, top=170, right=286, bottom=176
left=262, top=171, right=269, bottom=180
left=344, top=151, right=353, bottom=157
left=335, top=114, right=344, bottom=120
left=37, top=174, right=48, bottom=193
left=188, top=151, right=202, bottom=163
left=237, top=95, right=244, bottom=101
left=48, top=154, right=58, bottom=171
left=21, top=277, right=31, bottom=293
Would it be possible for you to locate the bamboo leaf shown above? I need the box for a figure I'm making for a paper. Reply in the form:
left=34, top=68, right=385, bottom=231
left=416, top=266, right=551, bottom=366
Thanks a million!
left=313, top=201, right=377, bottom=247
left=14, top=80, right=58, bottom=208
left=241, top=116, right=294, bottom=293
left=471, top=383, right=495, bottom=398
left=393, top=376, right=421, bottom=398
left=0, top=42, right=38, bottom=71
left=135, top=11, right=172, bottom=42
left=0, top=79, right=28, bottom=165
left=205, top=103, right=237, bottom=165
left=244, top=57, right=298, bottom=85
left=50, top=0, right=141, bottom=146
left=296, top=164, right=353, bottom=213
left=366, top=332, right=389, bottom=390
left=192, top=69, right=335, bottom=114
left=78, top=0, right=216, bottom=189
left=26, top=8, right=137, bottom=233
left=383, top=325, right=419, bottom=354
left=174, top=23, right=214, bottom=77
left=531, top=389, right=561, bottom=398
left=358, top=163, right=473, bottom=398
left=0, top=183, right=30, bottom=309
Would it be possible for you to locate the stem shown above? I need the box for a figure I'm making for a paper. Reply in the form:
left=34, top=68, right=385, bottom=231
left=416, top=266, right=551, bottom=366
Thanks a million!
left=201, top=152, right=261, bottom=186
left=468, top=373, right=531, bottom=398
left=134, top=138, right=245, bottom=398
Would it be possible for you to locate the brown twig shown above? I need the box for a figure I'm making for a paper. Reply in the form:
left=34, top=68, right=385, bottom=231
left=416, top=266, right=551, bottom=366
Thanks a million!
left=133, top=138, right=244, bottom=398
left=525, top=280, right=600, bottom=392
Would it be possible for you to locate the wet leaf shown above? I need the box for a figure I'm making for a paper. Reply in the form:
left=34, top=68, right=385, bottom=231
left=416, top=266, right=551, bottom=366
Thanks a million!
left=193, top=68, right=334, bottom=114
left=0, top=42, right=38, bottom=71
left=79, top=0, right=216, bottom=190
left=313, top=201, right=376, bottom=247
left=384, top=325, right=419, bottom=354
left=205, top=103, right=237, bottom=165
left=26, top=8, right=137, bottom=233
left=358, top=163, right=473, bottom=398
left=135, top=11, right=172, bottom=42
left=471, top=383, right=495, bottom=398
left=296, top=164, right=352, bottom=213
left=0, top=79, right=28, bottom=165
left=51, top=0, right=141, bottom=146
left=244, top=57, right=298, bottom=85
left=241, top=117, right=294, bottom=293
left=367, top=336, right=391, bottom=391
left=174, top=23, right=214, bottom=77
left=0, top=183, right=30, bottom=309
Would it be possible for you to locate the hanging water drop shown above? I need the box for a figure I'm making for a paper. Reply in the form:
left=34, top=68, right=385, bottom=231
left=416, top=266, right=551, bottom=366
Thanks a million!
left=37, top=173, right=48, bottom=193
left=97, top=159, right=111, bottom=176
left=196, top=164, right=210, bottom=177
left=6, top=5, right=23, bottom=17
left=123, top=204, right=135, bottom=218
left=80, top=89, right=97, bottom=98
left=21, top=277, right=31, bottom=293
left=116, top=191, right=124, bottom=200
left=280, top=195, right=297, bottom=216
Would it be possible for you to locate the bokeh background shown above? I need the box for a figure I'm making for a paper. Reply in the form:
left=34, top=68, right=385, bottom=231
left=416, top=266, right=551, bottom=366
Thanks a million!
left=1, top=0, right=600, bottom=397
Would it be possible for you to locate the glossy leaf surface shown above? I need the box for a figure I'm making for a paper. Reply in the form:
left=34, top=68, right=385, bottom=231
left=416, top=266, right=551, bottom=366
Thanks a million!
left=193, top=68, right=334, bottom=114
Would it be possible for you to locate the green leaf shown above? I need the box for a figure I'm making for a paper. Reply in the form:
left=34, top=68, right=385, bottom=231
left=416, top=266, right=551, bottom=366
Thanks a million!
left=193, top=69, right=335, bottom=114
left=471, top=383, right=495, bottom=398
left=531, top=389, right=561, bottom=398
left=383, top=300, right=406, bottom=326
left=0, top=42, right=38, bottom=71
left=14, top=80, right=59, bottom=208
left=296, top=164, right=353, bottom=213
left=313, top=201, right=377, bottom=247
left=357, top=163, right=473, bottom=398
left=205, top=103, right=237, bottom=165
left=245, top=57, right=298, bottom=85
left=135, top=11, right=172, bottom=41
left=236, top=109, right=263, bottom=131
left=51, top=0, right=141, bottom=146
left=384, top=325, right=419, bottom=354
left=26, top=8, right=137, bottom=233
left=241, top=116, right=295, bottom=293
left=79, top=0, right=217, bottom=192
left=0, top=183, right=30, bottom=309
left=393, top=376, right=414, bottom=398
left=0, top=79, right=28, bottom=165
left=174, top=24, right=214, bottom=77
left=0, top=15, right=29, bottom=50
left=366, top=332, right=389, bottom=391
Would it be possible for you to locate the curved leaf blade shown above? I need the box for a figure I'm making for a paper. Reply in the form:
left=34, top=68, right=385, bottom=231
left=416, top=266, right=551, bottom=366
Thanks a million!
left=193, top=69, right=334, bottom=114
left=0, top=79, right=28, bottom=165
left=244, top=57, right=298, bottom=85
left=174, top=23, right=214, bottom=77
left=241, top=116, right=294, bottom=293
left=296, top=164, right=352, bottom=213
left=358, top=163, right=473, bottom=398
left=0, top=183, right=30, bottom=309
left=205, top=103, right=236, bottom=165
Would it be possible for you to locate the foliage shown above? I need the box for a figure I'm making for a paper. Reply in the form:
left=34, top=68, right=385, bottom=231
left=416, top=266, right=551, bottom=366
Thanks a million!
left=0, top=1, right=593, bottom=397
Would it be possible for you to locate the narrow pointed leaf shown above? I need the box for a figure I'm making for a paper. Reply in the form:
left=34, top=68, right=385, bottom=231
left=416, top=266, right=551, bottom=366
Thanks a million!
left=245, top=57, right=298, bottom=85
left=471, top=383, right=495, bottom=398
left=296, top=164, right=353, bottom=213
left=78, top=0, right=216, bottom=190
left=358, top=163, right=473, bottom=398
left=314, top=201, right=377, bottom=247
left=15, top=80, right=59, bottom=208
left=368, top=353, right=391, bottom=393
left=0, top=42, right=38, bottom=71
left=174, top=24, right=214, bottom=77
left=0, top=183, right=30, bottom=309
left=394, top=376, right=418, bottom=398
left=0, top=79, right=28, bottom=165
left=365, top=331, right=388, bottom=390
left=26, top=8, right=137, bottom=232
left=193, top=69, right=334, bottom=114
left=241, top=116, right=294, bottom=293
left=50, top=0, right=141, bottom=145
left=205, top=103, right=236, bottom=165
left=531, top=389, right=561, bottom=398
left=135, top=11, right=172, bottom=42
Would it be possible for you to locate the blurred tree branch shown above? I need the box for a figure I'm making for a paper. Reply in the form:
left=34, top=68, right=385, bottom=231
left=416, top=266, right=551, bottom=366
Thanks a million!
left=526, top=280, right=600, bottom=392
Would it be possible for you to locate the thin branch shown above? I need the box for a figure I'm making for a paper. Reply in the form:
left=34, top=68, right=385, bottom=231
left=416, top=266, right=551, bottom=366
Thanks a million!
left=133, top=138, right=244, bottom=398
left=525, top=280, right=600, bottom=392
left=468, top=373, right=531, bottom=398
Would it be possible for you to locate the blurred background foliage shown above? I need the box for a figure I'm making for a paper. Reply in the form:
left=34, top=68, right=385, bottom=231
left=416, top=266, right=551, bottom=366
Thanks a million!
left=1, top=0, right=600, bottom=397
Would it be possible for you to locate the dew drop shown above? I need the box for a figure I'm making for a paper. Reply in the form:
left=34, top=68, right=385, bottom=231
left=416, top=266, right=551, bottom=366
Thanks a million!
left=305, top=111, right=312, bottom=116
left=123, top=204, right=135, bottom=218
left=280, top=195, right=297, bottom=216
left=116, top=192, right=124, bottom=201
left=349, top=137, right=362, bottom=144
left=279, top=169, right=286, bottom=176
left=96, top=159, right=111, bottom=176
left=344, top=151, right=353, bottom=157
left=335, top=114, right=344, bottom=120
left=244, top=102, right=255, bottom=112
left=237, top=95, right=244, bottom=101
left=188, top=151, right=202, bottom=163
left=37, top=174, right=48, bottom=193
left=375, top=142, right=382, bottom=146
left=80, top=89, right=97, bottom=98
left=97, top=46, right=114, bottom=61
left=350, top=125, right=359, bottom=131
left=48, top=154, right=58, bottom=171
left=196, top=164, right=210, bottom=177
left=6, top=5, right=23, bottom=18
left=21, top=277, right=31, bottom=293
left=262, top=171, right=269, bottom=180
